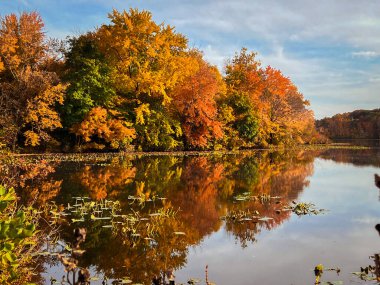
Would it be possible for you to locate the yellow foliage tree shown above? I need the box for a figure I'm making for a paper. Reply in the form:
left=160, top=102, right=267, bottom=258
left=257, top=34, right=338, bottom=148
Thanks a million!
left=71, top=107, right=136, bottom=150
left=96, top=8, right=197, bottom=104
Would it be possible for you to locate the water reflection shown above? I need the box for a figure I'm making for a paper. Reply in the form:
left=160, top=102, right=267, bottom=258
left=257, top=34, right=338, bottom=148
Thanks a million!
left=2, top=148, right=380, bottom=284
left=319, top=148, right=380, bottom=167
left=8, top=151, right=311, bottom=284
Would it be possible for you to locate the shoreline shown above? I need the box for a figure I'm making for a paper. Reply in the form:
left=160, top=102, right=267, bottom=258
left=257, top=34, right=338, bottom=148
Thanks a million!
left=0, top=143, right=373, bottom=160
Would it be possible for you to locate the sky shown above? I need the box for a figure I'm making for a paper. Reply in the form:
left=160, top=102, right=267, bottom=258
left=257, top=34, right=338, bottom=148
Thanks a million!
left=1, top=0, right=380, bottom=119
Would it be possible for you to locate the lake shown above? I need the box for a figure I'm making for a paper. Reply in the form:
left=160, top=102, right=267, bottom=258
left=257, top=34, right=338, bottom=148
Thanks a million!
left=12, top=148, right=380, bottom=285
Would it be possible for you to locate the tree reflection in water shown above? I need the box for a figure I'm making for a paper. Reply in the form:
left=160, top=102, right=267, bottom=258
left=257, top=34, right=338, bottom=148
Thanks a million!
left=1, top=150, right=335, bottom=283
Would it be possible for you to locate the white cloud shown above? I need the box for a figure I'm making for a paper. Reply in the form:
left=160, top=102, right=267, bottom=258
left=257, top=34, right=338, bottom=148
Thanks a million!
left=352, top=51, right=380, bottom=58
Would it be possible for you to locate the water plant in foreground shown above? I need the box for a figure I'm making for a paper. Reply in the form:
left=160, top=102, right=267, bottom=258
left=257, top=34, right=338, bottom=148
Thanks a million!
left=41, top=195, right=189, bottom=284
left=0, top=185, right=40, bottom=284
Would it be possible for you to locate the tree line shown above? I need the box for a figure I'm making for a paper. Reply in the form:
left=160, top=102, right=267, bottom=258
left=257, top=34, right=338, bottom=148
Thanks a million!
left=0, top=9, right=322, bottom=152
left=316, top=109, right=380, bottom=139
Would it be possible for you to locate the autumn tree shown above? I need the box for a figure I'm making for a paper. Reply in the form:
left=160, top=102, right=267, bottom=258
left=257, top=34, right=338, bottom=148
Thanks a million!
left=0, top=12, right=65, bottom=149
left=62, top=33, right=116, bottom=127
left=260, top=66, right=315, bottom=144
left=171, top=52, right=225, bottom=149
left=133, top=99, right=183, bottom=150
left=222, top=48, right=262, bottom=147
left=316, top=109, right=380, bottom=140
left=223, top=48, right=315, bottom=147
left=93, top=8, right=198, bottom=150
left=96, top=8, right=195, bottom=103
left=71, top=107, right=135, bottom=150
left=225, top=48, right=263, bottom=101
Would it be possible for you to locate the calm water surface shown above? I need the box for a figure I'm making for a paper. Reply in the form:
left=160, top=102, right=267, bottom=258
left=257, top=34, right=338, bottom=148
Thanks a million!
left=15, top=148, right=380, bottom=285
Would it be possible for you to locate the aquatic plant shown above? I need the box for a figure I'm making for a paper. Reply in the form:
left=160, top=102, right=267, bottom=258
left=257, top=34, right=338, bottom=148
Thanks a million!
left=233, top=192, right=281, bottom=203
left=221, top=209, right=260, bottom=222
left=352, top=253, right=380, bottom=282
left=284, top=201, right=326, bottom=216
left=0, top=185, right=39, bottom=284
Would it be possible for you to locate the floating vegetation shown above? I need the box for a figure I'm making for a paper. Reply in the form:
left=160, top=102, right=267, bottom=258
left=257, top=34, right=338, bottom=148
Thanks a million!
left=233, top=192, right=281, bottom=203
left=352, top=253, right=380, bottom=282
left=314, top=264, right=324, bottom=284
left=55, top=196, right=182, bottom=244
left=128, top=192, right=165, bottom=207
left=284, top=201, right=326, bottom=216
left=39, top=194, right=187, bottom=285
left=320, top=281, right=343, bottom=285
left=314, top=264, right=342, bottom=285
left=352, top=266, right=378, bottom=281
left=112, top=277, right=133, bottom=284
left=221, top=209, right=260, bottom=222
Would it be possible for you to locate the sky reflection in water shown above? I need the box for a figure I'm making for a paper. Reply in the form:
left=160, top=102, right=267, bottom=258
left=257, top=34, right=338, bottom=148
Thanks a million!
left=179, top=156, right=380, bottom=285
left=20, top=149, right=380, bottom=285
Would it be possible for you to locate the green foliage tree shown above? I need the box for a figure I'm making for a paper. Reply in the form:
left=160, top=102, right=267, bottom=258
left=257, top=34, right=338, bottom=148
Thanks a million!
left=134, top=102, right=183, bottom=151
left=62, top=33, right=116, bottom=127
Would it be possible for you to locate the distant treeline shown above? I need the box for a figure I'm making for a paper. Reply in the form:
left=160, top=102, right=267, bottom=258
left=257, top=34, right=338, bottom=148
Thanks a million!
left=316, top=109, right=380, bottom=139
left=0, top=9, right=323, bottom=153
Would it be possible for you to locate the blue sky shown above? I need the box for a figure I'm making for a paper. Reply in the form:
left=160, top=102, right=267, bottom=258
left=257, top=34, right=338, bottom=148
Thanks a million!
left=1, top=0, right=380, bottom=118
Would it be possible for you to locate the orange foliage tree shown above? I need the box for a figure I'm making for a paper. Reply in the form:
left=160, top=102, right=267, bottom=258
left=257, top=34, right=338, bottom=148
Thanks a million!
left=224, top=48, right=316, bottom=146
left=171, top=53, right=225, bottom=148
left=0, top=12, right=65, bottom=149
left=260, top=66, right=314, bottom=144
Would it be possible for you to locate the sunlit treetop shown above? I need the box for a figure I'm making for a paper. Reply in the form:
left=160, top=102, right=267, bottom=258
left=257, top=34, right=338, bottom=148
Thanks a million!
left=96, top=8, right=197, bottom=104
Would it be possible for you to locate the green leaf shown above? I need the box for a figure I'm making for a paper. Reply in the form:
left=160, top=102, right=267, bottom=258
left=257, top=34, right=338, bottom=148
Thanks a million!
left=5, top=252, right=16, bottom=263
left=22, top=229, right=34, bottom=238
left=25, top=224, right=35, bottom=232
left=3, top=242, right=14, bottom=252
left=16, top=211, right=26, bottom=222
left=0, top=201, right=8, bottom=211
left=0, top=185, right=6, bottom=196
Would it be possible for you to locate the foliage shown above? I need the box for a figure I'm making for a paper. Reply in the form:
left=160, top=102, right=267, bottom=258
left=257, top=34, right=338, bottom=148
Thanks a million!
left=134, top=102, right=183, bottom=151
left=219, top=92, right=259, bottom=147
left=96, top=8, right=196, bottom=104
left=0, top=185, right=38, bottom=284
left=62, top=33, right=116, bottom=127
left=223, top=48, right=317, bottom=147
left=71, top=107, right=135, bottom=150
left=0, top=10, right=320, bottom=152
left=316, top=108, right=380, bottom=139
left=0, top=12, right=65, bottom=149
left=172, top=52, right=224, bottom=148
